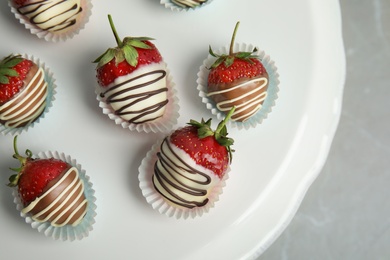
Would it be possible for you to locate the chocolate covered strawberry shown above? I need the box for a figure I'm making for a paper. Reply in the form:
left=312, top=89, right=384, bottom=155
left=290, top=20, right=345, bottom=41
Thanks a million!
left=0, top=54, right=48, bottom=128
left=94, top=14, right=169, bottom=125
left=207, top=21, right=269, bottom=122
left=152, top=107, right=235, bottom=209
left=7, top=136, right=88, bottom=227
left=10, top=0, right=89, bottom=41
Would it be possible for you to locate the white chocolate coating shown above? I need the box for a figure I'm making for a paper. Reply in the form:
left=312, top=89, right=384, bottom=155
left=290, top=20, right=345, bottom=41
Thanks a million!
left=171, top=0, right=207, bottom=8
left=153, top=137, right=220, bottom=209
left=16, top=0, right=83, bottom=33
left=100, top=62, right=168, bottom=124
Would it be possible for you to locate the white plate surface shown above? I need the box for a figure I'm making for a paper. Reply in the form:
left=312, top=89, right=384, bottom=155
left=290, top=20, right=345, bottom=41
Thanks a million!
left=0, top=0, right=345, bottom=259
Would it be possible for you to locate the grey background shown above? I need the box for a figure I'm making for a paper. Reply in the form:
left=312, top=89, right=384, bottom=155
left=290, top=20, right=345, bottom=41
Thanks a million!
left=258, top=0, right=390, bottom=259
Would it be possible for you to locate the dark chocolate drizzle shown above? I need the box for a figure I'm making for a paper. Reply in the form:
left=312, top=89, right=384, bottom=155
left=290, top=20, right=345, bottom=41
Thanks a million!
left=153, top=137, right=211, bottom=209
left=101, top=69, right=169, bottom=124
left=171, top=0, right=207, bottom=8
left=17, top=0, right=82, bottom=32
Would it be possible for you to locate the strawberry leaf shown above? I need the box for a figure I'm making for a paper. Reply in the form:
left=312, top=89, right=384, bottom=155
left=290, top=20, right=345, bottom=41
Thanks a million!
left=4, top=57, right=23, bottom=68
left=203, top=118, right=212, bottom=127
left=114, top=49, right=125, bottom=65
left=198, top=127, right=214, bottom=138
left=0, top=68, right=19, bottom=77
left=236, top=51, right=254, bottom=59
left=217, top=135, right=234, bottom=147
left=188, top=119, right=202, bottom=127
left=7, top=174, right=19, bottom=187
left=218, top=124, right=228, bottom=137
left=188, top=119, right=214, bottom=138
left=224, top=56, right=235, bottom=67
left=210, top=56, right=225, bottom=69
left=134, top=37, right=155, bottom=42
left=123, top=45, right=138, bottom=67
left=129, top=40, right=151, bottom=49
left=96, top=48, right=116, bottom=67
left=0, top=75, right=9, bottom=84
left=124, top=37, right=153, bottom=49
left=209, top=45, right=218, bottom=57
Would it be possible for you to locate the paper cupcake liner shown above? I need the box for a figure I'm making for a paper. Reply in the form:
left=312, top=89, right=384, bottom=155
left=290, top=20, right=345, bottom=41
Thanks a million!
left=12, top=151, right=97, bottom=241
left=138, top=140, right=229, bottom=219
left=160, top=0, right=214, bottom=12
left=197, top=43, right=280, bottom=130
left=8, top=0, right=93, bottom=42
left=96, top=65, right=180, bottom=134
left=0, top=54, right=57, bottom=136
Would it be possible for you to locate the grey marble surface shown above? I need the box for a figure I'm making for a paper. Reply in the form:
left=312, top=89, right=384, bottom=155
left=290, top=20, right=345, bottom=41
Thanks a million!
left=258, top=0, right=390, bottom=259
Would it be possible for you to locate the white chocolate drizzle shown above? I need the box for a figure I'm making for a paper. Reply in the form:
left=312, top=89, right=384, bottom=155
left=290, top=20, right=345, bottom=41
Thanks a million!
left=207, top=77, right=268, bottom=122
left=0, top=67, right=47, bottom=128
left=22, top=167, right=88, bottom=227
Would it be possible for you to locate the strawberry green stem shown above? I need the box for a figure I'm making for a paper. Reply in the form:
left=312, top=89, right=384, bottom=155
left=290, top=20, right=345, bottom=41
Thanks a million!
left=229, top=21, right=240, bottom=55
left=13, top=135, right=20, bottom=157
left=216, top=106, right=235, bottom=134
left=11, top=135, right=31, bottom=167
left=108, top=14, right=122, bottom=47
left=8, top=136, right=32, bottom=187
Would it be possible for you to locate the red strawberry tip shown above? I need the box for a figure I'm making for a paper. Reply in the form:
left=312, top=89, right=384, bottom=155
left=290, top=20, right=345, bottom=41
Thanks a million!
left=188, top=106, right=236, bottom=162
left=12, top=0, right=28, bottom=7
left=7, top=135, right=33, bottom=187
